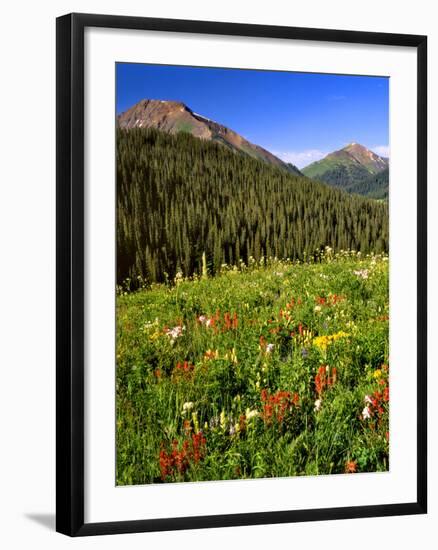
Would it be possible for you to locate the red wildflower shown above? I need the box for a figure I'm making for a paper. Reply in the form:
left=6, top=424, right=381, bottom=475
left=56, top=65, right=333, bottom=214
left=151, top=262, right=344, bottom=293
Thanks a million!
left=345, top=460, right=357, bottom=473
left=377, top=315, right=390, bottom=321
left=331, top=367, right=338, bottom=385
left=330, top=294, right=345, bottom=305
left=159, top=432, right=207, bottom=480
left=221, top=311, right=239, bottom=331
left=190, top=432, right=207, bottom=463
left=172, top=360, right=195, bottom=381
left=314, top=365, right=337, bottom=397
left=260, top=389, right=299, bottom=424
left=159, top=449, right=173, bottom=479
left=362, top=382, right=389, bottom=426
left=224, top=312, right=232, bottom=331
left=204, top=349, right=218, bottom=360
left=232, top=312, right=238, bottom=329
left=315, top=366, right=327, bottom=396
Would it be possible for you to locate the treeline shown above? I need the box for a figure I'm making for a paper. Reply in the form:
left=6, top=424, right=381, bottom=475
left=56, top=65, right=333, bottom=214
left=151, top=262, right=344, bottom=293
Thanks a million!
left=117, top=128, right=389, bottom=285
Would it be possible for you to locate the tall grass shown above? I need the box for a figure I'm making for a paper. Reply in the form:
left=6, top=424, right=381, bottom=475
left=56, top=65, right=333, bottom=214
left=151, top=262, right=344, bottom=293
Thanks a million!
left=116, top=250, right=389, bottom=484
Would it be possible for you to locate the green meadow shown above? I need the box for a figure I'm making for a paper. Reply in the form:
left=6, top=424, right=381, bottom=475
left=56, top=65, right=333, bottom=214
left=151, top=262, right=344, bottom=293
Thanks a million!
left=116, top=251, right=389, bottom=485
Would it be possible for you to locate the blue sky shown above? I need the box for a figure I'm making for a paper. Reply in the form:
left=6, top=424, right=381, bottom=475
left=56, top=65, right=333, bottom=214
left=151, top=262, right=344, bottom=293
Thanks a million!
left=116, top=63, right=389, bottom=168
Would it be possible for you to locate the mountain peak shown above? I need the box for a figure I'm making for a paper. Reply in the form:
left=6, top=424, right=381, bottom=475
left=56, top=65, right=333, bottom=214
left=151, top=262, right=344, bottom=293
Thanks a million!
left=344, top=142, right=364, bottom=151
left=302, top=141, right=389, bottom=196
left=118, top=98, right=211, bottom=138
left=343, top=142, right=372, bottom=155
left=339, top=142, right=387, bottom=172
left=126, top=98, right=194, bottom=118
left=117, top=99, right=303, bottom=176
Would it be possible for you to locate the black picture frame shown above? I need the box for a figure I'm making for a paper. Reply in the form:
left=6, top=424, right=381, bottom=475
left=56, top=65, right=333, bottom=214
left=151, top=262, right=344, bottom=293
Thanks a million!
left=56, top=12, right=427, bottom=537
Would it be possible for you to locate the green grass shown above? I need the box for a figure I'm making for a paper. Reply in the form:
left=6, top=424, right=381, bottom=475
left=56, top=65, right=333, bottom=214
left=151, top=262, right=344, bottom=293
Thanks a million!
left=116, top=251, right=389, bottom=485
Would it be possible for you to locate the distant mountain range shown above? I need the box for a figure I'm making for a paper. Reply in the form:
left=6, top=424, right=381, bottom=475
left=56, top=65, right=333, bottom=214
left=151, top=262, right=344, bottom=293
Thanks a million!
left=117, top=100, right=389, bottom=199
left=302, top=143, right=389, bottom=199
left=117, top=99, right=302, bottom=176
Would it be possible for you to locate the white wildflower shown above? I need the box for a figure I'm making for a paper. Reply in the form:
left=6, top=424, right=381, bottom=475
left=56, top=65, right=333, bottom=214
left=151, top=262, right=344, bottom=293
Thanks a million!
left=314, top=399, right=322, bottom=412
left=209, top=416, right=219, bottom=429
left=353, top=269, right=369, bottom=280
left=143, top=318, right=159, bottom=331
left=165, top=325, right=185, bottom=341
left=266, top=343, right=275, bottom=353
left=182, top=401, right=194, bottom=413
left=362, top=406, right=371, bottom=420
left=245, top=409, right=259, bottom=421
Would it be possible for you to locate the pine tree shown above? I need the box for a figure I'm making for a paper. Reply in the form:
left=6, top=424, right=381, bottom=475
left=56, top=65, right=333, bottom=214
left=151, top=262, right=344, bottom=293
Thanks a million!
left=116, top=128, right=389, bottom=286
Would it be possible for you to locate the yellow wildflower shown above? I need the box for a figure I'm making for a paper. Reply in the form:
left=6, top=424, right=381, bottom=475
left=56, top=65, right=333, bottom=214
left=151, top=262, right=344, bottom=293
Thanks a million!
left=204, top=348, right=219, bottom=360
left=192, top=411, right=199, bottom=433
left=220, top=410, right=227, bottom=429
left=224, top=348, right=238, bottom=364
left=313, top=331, right=350, bottom=351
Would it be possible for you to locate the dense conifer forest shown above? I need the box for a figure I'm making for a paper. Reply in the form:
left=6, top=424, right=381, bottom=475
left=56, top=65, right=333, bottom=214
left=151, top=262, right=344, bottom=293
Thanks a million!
left=307, top=164, right=371, bottom=191
left=311, top=166, right=389, bottom=199
left=117, top=128, right=388, bottom=286
left=347, top=168, right=389, bottom=200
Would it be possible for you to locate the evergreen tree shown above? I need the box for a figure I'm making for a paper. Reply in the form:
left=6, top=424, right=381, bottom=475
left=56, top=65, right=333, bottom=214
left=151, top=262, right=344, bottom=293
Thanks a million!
left=117, top=128, right=389, bottom=286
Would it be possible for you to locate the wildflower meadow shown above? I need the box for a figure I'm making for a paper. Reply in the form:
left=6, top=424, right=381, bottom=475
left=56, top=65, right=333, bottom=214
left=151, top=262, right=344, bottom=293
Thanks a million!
left=116, top=250, right=389, bottom=485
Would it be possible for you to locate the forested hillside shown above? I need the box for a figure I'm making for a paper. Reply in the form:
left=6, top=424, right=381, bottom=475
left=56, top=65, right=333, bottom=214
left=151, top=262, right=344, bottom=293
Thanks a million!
left=302, top=143, right=389, bottom=197
left=346, top=168, right=389, bottom=200
left=118, top=99, right=302, bottom=176
left=117, top=128, right=388, bottom=286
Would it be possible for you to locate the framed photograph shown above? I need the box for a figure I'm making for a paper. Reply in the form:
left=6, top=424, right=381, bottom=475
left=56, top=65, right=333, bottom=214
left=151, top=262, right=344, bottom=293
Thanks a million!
left=56, top=13, right=427, bottom=536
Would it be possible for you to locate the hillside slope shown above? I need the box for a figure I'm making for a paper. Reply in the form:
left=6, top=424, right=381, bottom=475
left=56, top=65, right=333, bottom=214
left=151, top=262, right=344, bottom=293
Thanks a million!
left=302, top=143, right=389, bottom=195
left=346, top=167, right=389, bottom=199
left=117, top=99, right=302, bottom=176
left=117, top=128, right=389, bottom=285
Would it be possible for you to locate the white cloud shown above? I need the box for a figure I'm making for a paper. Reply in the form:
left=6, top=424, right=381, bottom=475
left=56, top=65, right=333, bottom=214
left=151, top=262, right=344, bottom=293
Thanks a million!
left=273, top=149, right=328, bottom=169
left=371, top=145, right=390, bottom=158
